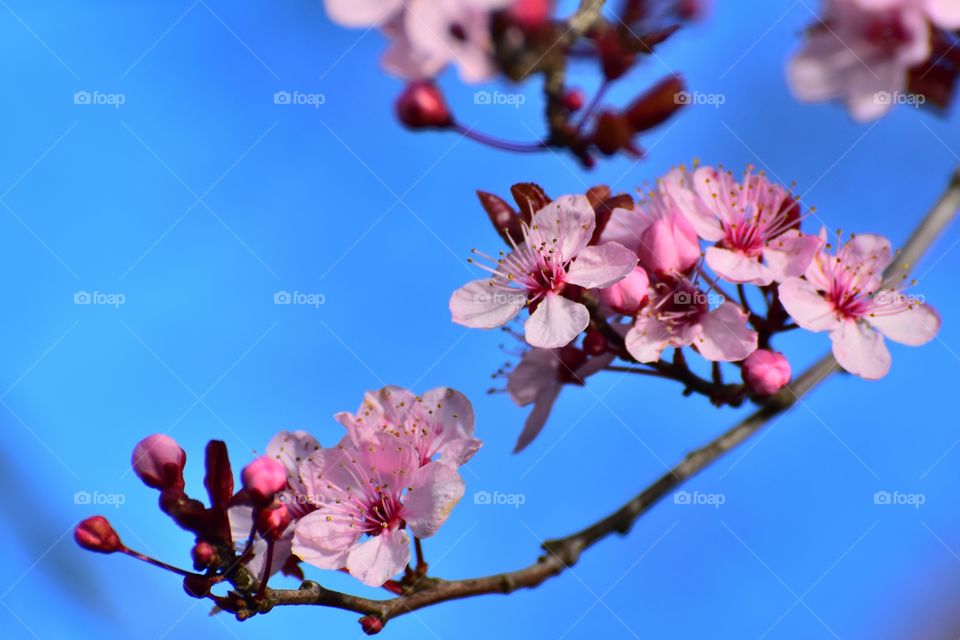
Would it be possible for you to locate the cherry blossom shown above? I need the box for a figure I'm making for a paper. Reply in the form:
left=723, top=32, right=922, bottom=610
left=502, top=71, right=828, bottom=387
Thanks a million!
left=292, top=433, right=465, bottom=586
left=666, top=165, right=821, bottom=285
left=741, top=349, right=792, bottom=395
left=450, top=195, right=637, bottom=348
left=788, top=0, right=931, bottom=121
left=507, top=346, right=614, bottom=452
left=778, top=230, right=940, bottom=379
left=625, top=278, right=758, bottom=363
left=325, top=0, right=514, bottom=83
left=335, top=386, right=481, bottom=468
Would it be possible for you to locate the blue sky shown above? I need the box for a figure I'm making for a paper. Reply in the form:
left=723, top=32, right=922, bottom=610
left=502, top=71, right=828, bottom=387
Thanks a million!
left=2, top=1, right=960, bottom=638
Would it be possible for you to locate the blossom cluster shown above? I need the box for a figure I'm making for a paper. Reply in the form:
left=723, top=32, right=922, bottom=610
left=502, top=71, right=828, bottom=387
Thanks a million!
left=322, top=0, right=703, bottom=166
left=75, top=386, right=480, bottom=622
left=452, top=165, right=940, bottom=449
left=789, top=0, right=960, bottom=121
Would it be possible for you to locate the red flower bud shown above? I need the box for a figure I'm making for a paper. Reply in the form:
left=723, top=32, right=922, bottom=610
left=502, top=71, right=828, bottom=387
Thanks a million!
left=592, top=111, right=639, bottom=156
left=192, top=541, right=217, bottom=569
left=359, top=616, right=385, bottom=635
left=75, top=516, right=124, bottom=554
left=256, top=502, right=292, bottom=541
left=596, top=29, right=636, bottom=81
left=131, top=434, right=186, bottom=491
left=242, top=455, right=287, bottom=504
left=624, top=75, right=687, bottom=133
left=562, top=88, right=585, bottom=112
left=582, top=330, right=608, bottom=356
left=396, top=82, right=453, bottom=130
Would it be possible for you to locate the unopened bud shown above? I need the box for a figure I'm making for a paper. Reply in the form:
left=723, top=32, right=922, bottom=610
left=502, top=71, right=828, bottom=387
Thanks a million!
left=582, top=329, right=608, bottom=356
left=132, top=434, right=186, bottom=491
left=75, top=516, right=124, bottom=554
left=637, top=212, right=699, bottom=275
left=256, top=502, right=292, bottom=541
left=396, top=82, right=452, bottom=130
left=742, top=349, right=791, bottom=395
left=562, top=88, right=585, bottom=112
left=242, top=456, right=288, bottom=504
left=625, top=75, right=686, bottom=133
left=360, top=615, right=385, bottom=635
left=192, top=541, right=218, bottom=569
left=592, top=111, right=638, bottom=156
left=600, top=266, right=649, bottom=315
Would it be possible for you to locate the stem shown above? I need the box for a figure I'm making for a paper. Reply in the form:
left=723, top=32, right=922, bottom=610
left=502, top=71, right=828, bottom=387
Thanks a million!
left=121, top=548, right=195, bottom=578
left=255, top=539, right=275, bottom=601
left=574, top=80, right=609, bottom=133
left=414, top=537, right=426, bottom=575
left=450, top=123, right=547, bottom=153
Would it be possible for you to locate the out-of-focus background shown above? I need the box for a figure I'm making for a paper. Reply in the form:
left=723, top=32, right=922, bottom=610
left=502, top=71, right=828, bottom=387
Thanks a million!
left=1, top=1, right=959, bottom=638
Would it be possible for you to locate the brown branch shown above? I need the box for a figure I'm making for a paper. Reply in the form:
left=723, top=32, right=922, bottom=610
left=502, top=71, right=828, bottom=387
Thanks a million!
left=248, top=167, right=960, bottom=629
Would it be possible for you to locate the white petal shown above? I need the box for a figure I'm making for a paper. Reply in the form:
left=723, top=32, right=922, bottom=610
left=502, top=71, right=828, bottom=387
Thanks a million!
left=564, top=242, right=638, bottom=289
left=778, top=278, right=841, bottom=332
left=450, top=279, right=526, bottom=328
left=524, top=294, right=589, bottom=348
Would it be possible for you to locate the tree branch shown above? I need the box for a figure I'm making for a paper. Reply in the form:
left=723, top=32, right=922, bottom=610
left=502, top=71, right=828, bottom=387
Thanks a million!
left=249, top=167, right=960, bottom=629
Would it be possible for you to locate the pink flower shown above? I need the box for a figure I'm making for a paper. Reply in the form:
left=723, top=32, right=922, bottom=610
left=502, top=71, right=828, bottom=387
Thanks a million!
left=778, top=231, right=940, bottom=379
left=788, top=0, right=931, bottom=121
left=335, top=386, right=482, bottom=468
left=450, top=195, right=638, bottom=348
left=326, top=0, right=514, bottom=83
left=131, top=434, right=186, bottom=491
left=625, top=279, right=758, bottom=363
left=601, top=186, right=701, bottom=276
left=858, top=0, right=960, bottom=29
left=507, top=346, right=614, bottom=452
left=600, top=266, right=650, bottom=315
left=291, top=434, right=465, bottom=586
left=742, top=349, right=792, bottom=395
left=667, top=165, right=821, bottom=285
left=242, top=456, right=288, bottom=504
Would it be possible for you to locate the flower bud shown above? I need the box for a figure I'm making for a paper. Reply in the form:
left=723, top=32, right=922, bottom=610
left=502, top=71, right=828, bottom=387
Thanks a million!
left=131, top=434, right=186, bottom=491
left=242, top=456, right=287, bottom=504
left=192, top=541, right=217, bottom=569
left=742, top=350, right=791, bottom=395
left=562, top=88, right=585, bottom=112
left=637, top=212, right=700, bottom=275
left=624, top=75, right=686, bottom=133
left=600, top=267, right=649, bottom=315
left=256, top=502, right=292, bottom=541
left=359, top=616, right=385, bottom=635
left=395, top=82, right=452, bottom=130
left=75, top=516, right=123, bottom=554
left=592, top=111, right=638, bottom=157
left=507, top=0, right=551, bottom=30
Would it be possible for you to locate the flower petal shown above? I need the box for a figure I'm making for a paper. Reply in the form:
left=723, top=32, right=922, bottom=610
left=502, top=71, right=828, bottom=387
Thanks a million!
left=324, top=0, right=402, bottom=27
left=524, top=293, right=589, bottom=348
left=564, top=242, right=638, bottom=289
left=778, top=277, right=841, bottom=332
left=706, top=246, right=771, bottom=285
left=291, top=509, right=359, bottom=571
left=507, top=348, right=559, bottom=406
left=514, top=383, right=562, bottom=453
left=404, top=462, right=465, bottom=538
left=866, top=297, right=940, bottom=346
left=763, top=230, right=822, bottom=282
left=694, top=301, right=758, bottom=362
left=528, top=195, right=596, bottom=261
left=450, top=279, right=526, bottom=329
left=625, top=314, right=676, bottom=363
left=345, top=528, right=411, bottom=587
left=831, top=319, right=891, bottom=379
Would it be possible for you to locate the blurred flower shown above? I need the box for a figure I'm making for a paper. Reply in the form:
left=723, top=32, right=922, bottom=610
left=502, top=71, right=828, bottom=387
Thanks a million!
left=778, top=230, right=940, bottom=379
left=507, top=346, right=613, bottom=452
left=292, top=434, right=465, bottom=586
left=450, top=195, right=637, bottom=348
